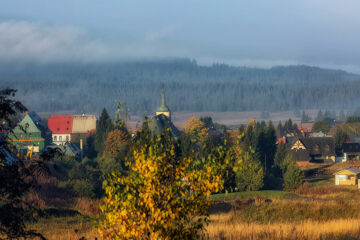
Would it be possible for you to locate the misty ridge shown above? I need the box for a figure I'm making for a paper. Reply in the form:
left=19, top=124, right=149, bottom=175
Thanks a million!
left=0, top=58, right=359, bottom=116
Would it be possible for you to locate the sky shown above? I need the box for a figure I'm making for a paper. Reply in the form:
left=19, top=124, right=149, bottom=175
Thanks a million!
left=1, top=0, right=360, bottom=72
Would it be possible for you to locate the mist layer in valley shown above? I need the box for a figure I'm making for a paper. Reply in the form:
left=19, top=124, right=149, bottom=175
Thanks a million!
left=0, top=59, right=358, bottom=116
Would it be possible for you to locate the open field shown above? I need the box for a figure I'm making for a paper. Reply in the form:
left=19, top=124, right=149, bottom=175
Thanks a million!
left=25, top=161, right=360, bottom=239
left=207, top=216, right=360, bottom=240
left=211, top=190, right=291, bottom=201
left=29, top=196, right=360, bottom=240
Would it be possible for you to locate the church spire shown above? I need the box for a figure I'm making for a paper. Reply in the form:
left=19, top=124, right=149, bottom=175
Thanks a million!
left=160, top=87, right=166, bottom=108
left=156, top=86, right=171, bottom=120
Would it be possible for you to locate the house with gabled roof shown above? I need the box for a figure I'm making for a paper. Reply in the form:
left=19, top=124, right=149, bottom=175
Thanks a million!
left=48, top=115, right=73, bottom=145
left=8, top=112, right=52, bottom=153
left=289, top=137, right=335, bottom=162
left=334, top=167, right=360, bottom=185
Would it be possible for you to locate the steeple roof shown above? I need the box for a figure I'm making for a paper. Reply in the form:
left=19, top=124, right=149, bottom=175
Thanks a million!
left=157, top=87, right=170, bottom=112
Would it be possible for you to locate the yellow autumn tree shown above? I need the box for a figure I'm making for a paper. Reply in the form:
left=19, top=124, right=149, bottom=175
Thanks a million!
left=98, top=130, right=223, bottom=240
left=184, top=116, right=209, bottom=144
left=103, top=129, right=130, bottom=159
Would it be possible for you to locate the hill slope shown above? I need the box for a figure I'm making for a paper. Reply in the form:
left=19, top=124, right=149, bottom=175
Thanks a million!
left=0, top=59, right=359, bottom=114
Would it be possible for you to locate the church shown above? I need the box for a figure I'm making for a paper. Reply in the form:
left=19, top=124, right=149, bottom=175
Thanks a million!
left=150, top=88, right=180, bottom=137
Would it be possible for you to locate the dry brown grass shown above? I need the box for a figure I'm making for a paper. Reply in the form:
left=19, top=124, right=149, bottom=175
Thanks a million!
left=30, top=216, right=100, bottom=240
left=74, top=198, right=100, bottom=216
left=207, top=213, right=360, bottom=240
left=294, top=182, right=352, bottom=199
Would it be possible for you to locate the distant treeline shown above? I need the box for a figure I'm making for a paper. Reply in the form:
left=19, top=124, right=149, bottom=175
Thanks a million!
left=0, top=59, right=359, bottom=115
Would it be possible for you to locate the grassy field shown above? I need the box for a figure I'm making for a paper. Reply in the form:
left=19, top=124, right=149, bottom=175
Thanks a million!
left=26, top=162, right=360, bottom=239
left=207, top=215, right=360, bottom=240
left=30, top=216, right=100, bottom=240
left=211, top=190, right=291, bottom=201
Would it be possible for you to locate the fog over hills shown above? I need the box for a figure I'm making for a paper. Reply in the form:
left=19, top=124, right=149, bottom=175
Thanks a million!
left=0, top=59, right=359, bottom=115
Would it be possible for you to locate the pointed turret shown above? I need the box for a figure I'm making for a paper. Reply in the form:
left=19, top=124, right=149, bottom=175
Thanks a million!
left=156, top=87, right=171, bottom=120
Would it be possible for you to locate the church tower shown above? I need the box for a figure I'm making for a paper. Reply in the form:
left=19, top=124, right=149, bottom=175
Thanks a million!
left=156, top=87, right=171, bottom=120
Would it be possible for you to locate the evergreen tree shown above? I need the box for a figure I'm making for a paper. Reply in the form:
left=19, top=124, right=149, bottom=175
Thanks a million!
left=199, top=116, right=214, bottom=128
left=324, top=110, right=331, bottom=119
left=316, top=109, right=324, bottom=121
left=233, top=148, right=264, bottom=191
left=274, top=143, right=287, bottom=167
left=283, top=162, right=304, bottom=191
left=95, top=108, right=114, bottom=154
left=301, top=111, right=311, bottom=123
left=334, top=129, right=348, bottom=156
left=264, top=121, right=277, bottom=170
left=346, top=115, right=360, bottom=123
left=277, top=121, right=282, bottom=131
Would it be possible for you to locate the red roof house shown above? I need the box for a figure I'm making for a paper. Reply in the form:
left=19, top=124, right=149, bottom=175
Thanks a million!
left=48, top=116, right=73, bottom=134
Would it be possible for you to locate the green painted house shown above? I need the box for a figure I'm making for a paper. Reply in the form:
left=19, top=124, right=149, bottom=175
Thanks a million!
left=8, top=112, right=52, bottom=153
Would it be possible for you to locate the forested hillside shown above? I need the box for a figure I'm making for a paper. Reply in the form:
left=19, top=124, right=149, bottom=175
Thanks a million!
left=0, top=59, right=359, bottom=115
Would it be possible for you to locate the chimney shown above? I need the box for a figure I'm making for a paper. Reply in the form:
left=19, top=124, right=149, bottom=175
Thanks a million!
left=80, top=138, right=83, bottom=160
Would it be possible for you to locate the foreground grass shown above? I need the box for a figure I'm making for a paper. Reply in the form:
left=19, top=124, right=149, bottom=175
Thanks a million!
left=29, top=216, right=100, bottom=240
left=29, top=203, right=360, bottom=240
left=207, top=215, right=360, bottom=240
left=211, top=190, right=290, bottom=201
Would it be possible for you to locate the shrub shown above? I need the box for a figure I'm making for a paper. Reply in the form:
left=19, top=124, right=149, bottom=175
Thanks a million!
left=72, top=180, right=95, bottom=198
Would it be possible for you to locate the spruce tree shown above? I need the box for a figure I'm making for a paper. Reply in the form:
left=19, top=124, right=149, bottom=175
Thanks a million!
left=274, top=143, right=287, bottom=168
left=316, top=109, right=324, bottom=121
left=95, top=108, right=114, bottom=154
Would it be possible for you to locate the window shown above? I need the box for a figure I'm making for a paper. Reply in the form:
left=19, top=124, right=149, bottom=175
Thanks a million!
left=59, top=136, right=62, bottom=141
left=67, top=121, right=70, bottom=124
left=66, top=127, right=69, bottom=130
left=54, top=136, right=57, bottom=141
left=57, top=128, right=60, bottom=131
left=66, top=136, right=69, bottom=142
left=324, top=145, right=330, bottom=154
left=313, top=144, right=320, bottom=154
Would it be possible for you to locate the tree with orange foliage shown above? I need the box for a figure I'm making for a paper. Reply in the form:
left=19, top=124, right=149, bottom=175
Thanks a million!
left=184, top=116, right=209, bottom=144
left=103, top=129, right=130, bottom=159
left=99, top=128, right=224, bottom=240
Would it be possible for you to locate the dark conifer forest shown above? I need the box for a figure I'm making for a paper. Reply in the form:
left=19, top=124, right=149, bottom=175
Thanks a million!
left=0, top=58, right=359, bottom=115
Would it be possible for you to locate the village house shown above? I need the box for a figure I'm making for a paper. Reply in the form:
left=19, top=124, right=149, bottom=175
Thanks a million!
left=48, top=142, right=81, bottom=159
left=71, top=114, right=97, bottom=140
left=298, top=122, right=313, bottom=136
left=48, top=115, right=73, bottom=145
left=342, top=143, right=360, bottom=161
left=7, top=112, right=52, bottom=153
left=289, top=137, right=335, bottom=162
left=334, top=167, right=360, bottom=186
left=48, top=114, right=96, bottom=144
